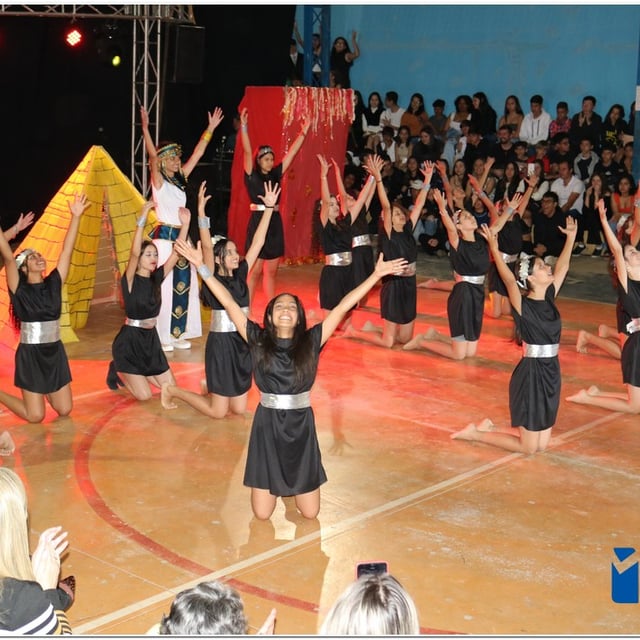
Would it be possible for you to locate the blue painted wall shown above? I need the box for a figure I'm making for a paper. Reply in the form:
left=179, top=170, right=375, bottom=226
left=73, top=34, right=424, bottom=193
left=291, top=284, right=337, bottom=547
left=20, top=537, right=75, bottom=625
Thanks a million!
left=297, top=5, right=640, bottom=117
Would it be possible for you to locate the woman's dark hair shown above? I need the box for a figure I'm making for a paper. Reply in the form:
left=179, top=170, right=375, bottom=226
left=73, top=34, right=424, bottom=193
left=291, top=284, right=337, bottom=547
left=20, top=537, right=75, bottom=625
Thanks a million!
left=353, top=90, right=364, bottom=112
left=503, top=95, right=524, bottom=117
left=253, top=293, right=316, bottom=385
left=406, top=92, right=425, bottom=116
left=8, top=264, right=30, bottom=331
left=454, top=95, right=473, bottom=113
left=331, top=36, right=350, bottom=53
left=213, top=238, right=233, bottom=277
left=473, top=91, right=490, bottom=111
left=604, top=103, right=625, bottom=122
left=396, top=125, right=411, bottom=144
left=367, top=92, right=382, bottom=109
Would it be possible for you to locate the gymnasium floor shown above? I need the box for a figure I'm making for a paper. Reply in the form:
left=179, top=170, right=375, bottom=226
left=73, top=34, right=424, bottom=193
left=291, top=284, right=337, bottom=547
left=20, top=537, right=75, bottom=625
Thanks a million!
left=0, top=254, right=638, bottom=636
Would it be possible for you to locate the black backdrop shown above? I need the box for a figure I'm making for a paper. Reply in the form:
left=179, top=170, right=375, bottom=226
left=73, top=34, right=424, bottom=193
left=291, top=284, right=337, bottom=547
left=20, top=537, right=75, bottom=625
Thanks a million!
left=0, top=6, right=295, bottom=231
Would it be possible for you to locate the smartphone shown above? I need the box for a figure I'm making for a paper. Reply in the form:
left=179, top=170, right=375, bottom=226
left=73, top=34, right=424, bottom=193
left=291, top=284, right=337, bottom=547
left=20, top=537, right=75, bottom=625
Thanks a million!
left=356, top=561, right=389, bottom=579
left=527, top=162, right=535, bottom=177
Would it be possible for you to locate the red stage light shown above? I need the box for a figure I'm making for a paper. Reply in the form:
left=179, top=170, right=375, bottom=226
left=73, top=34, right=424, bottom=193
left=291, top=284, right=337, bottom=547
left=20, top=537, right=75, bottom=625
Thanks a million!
left=65, top=27, right=83, bottom=47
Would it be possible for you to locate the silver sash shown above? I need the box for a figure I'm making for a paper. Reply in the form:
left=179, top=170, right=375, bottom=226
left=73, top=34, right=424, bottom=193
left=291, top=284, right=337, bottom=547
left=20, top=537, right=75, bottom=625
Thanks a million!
left=210, top=307, right=249, bottom=333
left=20, top=320, right=60, bottom=344
left=454, top=271, right=485, bottom=285
left=399, top=261, right=417, bottom=277
left=626, top=318, right=640, bottom=335
left=501, top=252, right=518, bottom=264
left=260, top=391, right=311, bottom=410
left=250, top=204, right=280, bottom=211
left=126, top=317, right=157, bottom=329
left=352, top=234, right=372, bottom=248
left=522, top=342, right=559, bottom=358
left=325, top=252, right=352, bottom=266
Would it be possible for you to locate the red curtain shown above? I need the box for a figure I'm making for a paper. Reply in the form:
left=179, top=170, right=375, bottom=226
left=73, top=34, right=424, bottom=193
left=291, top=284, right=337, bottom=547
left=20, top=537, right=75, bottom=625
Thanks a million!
left=228, top=86, right=354, bottom=263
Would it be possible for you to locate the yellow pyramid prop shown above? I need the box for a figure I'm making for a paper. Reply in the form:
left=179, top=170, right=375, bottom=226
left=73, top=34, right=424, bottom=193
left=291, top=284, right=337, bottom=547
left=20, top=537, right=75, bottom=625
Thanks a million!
left=0, top=146, right=156, bottom=349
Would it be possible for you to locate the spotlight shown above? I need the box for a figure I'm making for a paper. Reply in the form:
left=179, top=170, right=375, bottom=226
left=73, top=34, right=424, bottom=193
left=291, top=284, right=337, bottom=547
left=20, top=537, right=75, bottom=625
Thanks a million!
left=95, top=21, right=125, bottom=68
left=111, top=52, right=122, bottom=68
left=65, top=26, right=83, bottom=48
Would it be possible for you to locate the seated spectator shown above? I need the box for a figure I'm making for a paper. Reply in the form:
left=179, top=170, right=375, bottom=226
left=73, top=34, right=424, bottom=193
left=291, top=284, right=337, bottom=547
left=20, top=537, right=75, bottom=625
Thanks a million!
left=601, top=103, right=627, bottom=153
left=519, top=94, right=552, bottom=153
left=498, top=94, right=525, bottom=141
left=155, top=580, right=276, bottom=635
left=582, top=172, right=611, bottom=257
left=532, top=191, right=567, bottom=261
left=610, top=173, right=636, bottom=234
left=513, top=140, right=530, bottom=178
left=400, top=93, right=430, bottom=141
left=594, top=143, right=622, bottom=192
left=442, top=94, right=474, bottom=167
left=547, top=132, right=575, bottom=179
left=490, top=125, right=517, bottom=177
left=348, top=90, right=366, bottom=155
left=531, top=140, right=551, bottom=178
left=551, top=159, right=585, bottom=218
left=0, top=468, right=73, bottom=635
left=412, top=124, right=443, bottom=166
left=462, top=125, right=492, bottom=175
left=429, top=98, right=448, bottom=140
left=472, top=91, right=498, bottom=143
left=376, top=126, right=397, bottom=163
left=549, top=101, right=572, bottom=139
left=453, top=119, right=471, bottom=163
left=319, top=573, right=420, bottom=635
left=449, top=158, right=468, bottom=193
left=569, top=95, right=603, bottom=152
left=494, top=160, right=522, bottom=203
left=394, top=125, right=413, bottom=172
left=362, top=92, right=384, bottom=150
left=516, top=159, right=550, bottom=204
left=620, top=141, right=634, bottom=175
left=465, top=155, right=496, bottom=201
left=380, top=91, right=406, bottom=136
left=379, top=152, right=405, bottom=204
left=573, top=137, right=599, bottom=184
left=399, top=156, right=422, bottom=207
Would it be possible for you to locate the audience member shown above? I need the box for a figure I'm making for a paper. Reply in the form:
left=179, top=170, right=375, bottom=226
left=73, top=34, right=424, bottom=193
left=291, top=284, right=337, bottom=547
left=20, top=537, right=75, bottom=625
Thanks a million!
left=400, top=93, right=430, bottom=141
left=380, top=91, right=406, bottom=136
left=519, top=94, right=552, bottom=153
left=429, top=98, right=448, bottom=140
left=594, top=143, right=621, bottom=192
left=573, top=137, right=599, bottom=184
left=547, top=133, right=575, bottom=179
left=462, top=125, right=492, bottom=175
left=498, top=94, right=524, bottom=140
left=569, top=95, right=603, bottom=152
left=490, top=124, right=517, bottom=177
left=286, top=39, right=304, bottom=86
left=471, top=91, right=497, bottom=143
left=442, top=94, right=474, bottom=167
left=412, top=124, right=442, bottom=165
left=362, top=92, right=384, bottom=150
left=549, top=101, right=572, bottom=139
left=532, top=191, right=567, bottom=261
left=601, top=103, right=627, bottom=152
left=394, top=125, right=413, bottom=171
left=376, top=126, right=397, bottom=163
left=330, top=32, right=360, bottom=89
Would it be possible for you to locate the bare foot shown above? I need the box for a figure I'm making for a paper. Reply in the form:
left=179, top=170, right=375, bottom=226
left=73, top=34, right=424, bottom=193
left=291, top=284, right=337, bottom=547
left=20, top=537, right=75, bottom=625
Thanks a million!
left=566, top=389, right=591, bottom=403
left=362, top=320, right=380, bottom=333
left=402, top=333, right=426, bottom=351
left=451, top=423, right=478, bottom=441
left=575, top=330, right=588, bottom=354
left=587, top=385, right=600, bottom=396
left=160, top=383, right=178, bottom=410
left=476, top=418, right=496, bottom=432
left=0, top=431, right=15, bottom=456
left=341, top=323, right=357, bottom=339
left=200, top=378, right=208, bottom=396
left=417, top=278, right=439, bottom=289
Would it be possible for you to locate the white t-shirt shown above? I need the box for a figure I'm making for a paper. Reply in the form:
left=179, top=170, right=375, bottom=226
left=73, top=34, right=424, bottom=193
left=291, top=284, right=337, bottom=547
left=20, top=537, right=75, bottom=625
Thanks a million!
left=380, top=107, right=405, bottom=134
left=551, top=175, right=584, bottom=212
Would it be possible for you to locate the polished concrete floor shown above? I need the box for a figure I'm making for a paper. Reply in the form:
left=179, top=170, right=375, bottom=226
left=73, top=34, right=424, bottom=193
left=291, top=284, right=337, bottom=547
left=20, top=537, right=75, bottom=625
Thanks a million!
left=1, top=253, right=639, bottom=636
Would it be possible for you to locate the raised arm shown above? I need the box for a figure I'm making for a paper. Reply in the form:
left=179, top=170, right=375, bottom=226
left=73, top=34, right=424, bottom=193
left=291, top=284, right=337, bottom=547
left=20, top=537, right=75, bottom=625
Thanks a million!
left=2, top=211, right=35, bottom=243
left=436, top=160, right=454, bottom=211
left=125, top=200, right=156, bottom=289
left=629, top=182, right=640, bottom=247
left=345, top=30, right=360, bottom=62
left=552, top=215, right=578, bottom=294
left=140, top=106, right=164, bottom=190
left=365, top=154, right=392, bottom=235
left=240, top=108, right=254, bottom=175
left=182, top=107, right=224, bottom=177
left=517, top=174, right=539, bottom=215
left=175, top=239, right=248, bottom=342
left=331, top=158, right=375, bottom=222
left=57, top=194, right=90, bottom=283
left=490, top=192, right=524, bottom=235
left=598, top=199, right=627, bottom=292
left=411, top=161, right=435, bottom=227
left=244, top=181, right=281, bottom=271
left=433, top=188, right=459, bottom=251
left=196, top=181, right=214, bottom=273
left=282, top=117, right=310, bottom=174
left=162, top=208, right=192, bottom=278
left=321, top=252, right=408, bottom=344
left=318, top=155, right=332, bottom=227
left=0, top=220, right=19, bottom=292
left=478, top=223, right=522, bottom=314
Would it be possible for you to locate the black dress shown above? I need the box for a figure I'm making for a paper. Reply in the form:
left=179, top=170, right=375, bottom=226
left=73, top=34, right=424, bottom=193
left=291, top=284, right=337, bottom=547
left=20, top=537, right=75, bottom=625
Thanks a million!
left=202, top=260, right=252, bottom=396
left=509, top=284, right=561, bottom=431
left=319, top=214, right=353, bottom=310
left=379, top=220, right=417, bottom=325
left=111, top=270, right=170, bottom=376
left=243, top=321, right=327, bottom=497
left=244, top=164, right=284, bottom=260
left=447, top=233, right=490, bottom=340
left=619, top=280, right=640, bottom=387
left=487, top=219, right=523, bottom=296
left=9, top=268, right=71, bottom=394
left=350, top=209, right=375, bottom=288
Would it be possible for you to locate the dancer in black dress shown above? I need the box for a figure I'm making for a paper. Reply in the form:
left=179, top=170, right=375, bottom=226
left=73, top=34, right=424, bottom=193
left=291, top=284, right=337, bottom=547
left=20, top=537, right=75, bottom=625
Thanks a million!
left=0, top=194, right=90, bottom=431
left=161, top=181, right=280, bottom=417
left=403, top=188, right=490, bottom=359
left=317, top=156, right=376, bottom=318
left=451, top=215, right=578, bottom=453
left=567, top=199, right=640, bottom=413
left=240, top=107, right=310, bottom=306
left=344, top=156, right=431, bottom=348
left=107, top=201, right=190, bottom=401
left=174, top=238, right=408, bottom=520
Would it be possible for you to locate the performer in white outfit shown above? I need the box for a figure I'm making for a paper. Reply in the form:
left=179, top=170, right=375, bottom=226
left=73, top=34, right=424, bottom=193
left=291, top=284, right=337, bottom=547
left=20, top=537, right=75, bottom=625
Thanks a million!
left=141, top=105, right=224, bottom=351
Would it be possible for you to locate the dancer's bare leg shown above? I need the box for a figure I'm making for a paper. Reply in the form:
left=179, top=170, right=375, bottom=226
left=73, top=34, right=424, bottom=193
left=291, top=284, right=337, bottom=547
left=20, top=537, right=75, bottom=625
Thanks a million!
left=0, top=431, right=16, bottom=456
left=344, top=319, right=398, bottom=348
left=598, top=324, right=618, bottom=340
left=417, top=278, right=455, bottom=291
left=47, top=384, right=73, bottom=418
left=567, top=384, right=640, bottom=413
left=251, top=488, right=278, bottom=521
left=451, top=423, right=551, bottom=454
left=0, top=388, right=46, bottom=423
left=576, top=330, right=621, bottom=359
left=119, top=372, right=154, bottom=401
left=403, top=328, right=472, bottom=360
left=294, top=488, right=321, bottom=519
left=161, top=382, right=247, bottom=418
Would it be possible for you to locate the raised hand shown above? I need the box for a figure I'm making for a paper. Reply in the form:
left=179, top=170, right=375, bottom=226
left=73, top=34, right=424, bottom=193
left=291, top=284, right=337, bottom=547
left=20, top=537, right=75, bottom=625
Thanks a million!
left=208, top=106, right=224, bottom=130
left=69, top=193, right=90, bottom=217
left=420, top=160, right=435, bottom=185
left=432, top=188, right=447, bottom=211
left=374, top=252, right=409, bottom=278
left=597, top=198, right=608, bottom=222
left=364, top=154, right=384, bottom=180
left=478, top=222, right=498, bottom=248
left=559, top=215, right=578, bottom=237
left=524, top=173, right=540, bottom=190
left=435, top=160, right=448, bottom=179
left=317, top=154, right=329, bottom=177
left=300, top=116, right=311, bottom=137
left=16, top=211, right=35, bottom=232
left=505, top=191, right=524, bottom=213
left=175, top=238, right=203, bottom=268
left=258, top=181, right=282, bottom=208
left=31, top=526, right=69, bottom=590
left=240, top=108, right=248, bottom=127
left=198, top=181, right=212, bottom=213
left=467, top=174, right=481, bottom=193
left=140, top=106, right=149, bottom=130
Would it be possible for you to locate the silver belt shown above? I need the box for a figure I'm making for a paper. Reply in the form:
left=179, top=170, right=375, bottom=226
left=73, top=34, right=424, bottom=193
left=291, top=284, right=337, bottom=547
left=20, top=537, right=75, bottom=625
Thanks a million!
left=210, top=307, right=249, bottom=333
left=454, top=271, right=485, bottom=285
left=20, top=320, right=60, bottom=344
left=522, top=342, right=559, bottom=358
left=260, top=391, right=311, bottom=410
left=250, top=204, right=280, bottom=211
left=352, top=234, right=372, bottom=248
left=626, top=318, right=640, bottom=335
left=125, top=317, right=157, bottom=329
left=399, top=261, right=417, bottom=277
left=501, top=252, right=518, bottom=264
left=325, top=251, right=352, bottom=266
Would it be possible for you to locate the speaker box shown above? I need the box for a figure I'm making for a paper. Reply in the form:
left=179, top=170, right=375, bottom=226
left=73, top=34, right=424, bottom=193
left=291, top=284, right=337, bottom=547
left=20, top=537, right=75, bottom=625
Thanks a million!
left=168, top=25, right=205, bottom=84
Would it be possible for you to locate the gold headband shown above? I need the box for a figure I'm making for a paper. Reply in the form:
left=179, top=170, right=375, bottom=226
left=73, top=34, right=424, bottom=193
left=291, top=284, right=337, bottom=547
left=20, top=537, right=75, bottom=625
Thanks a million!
left=157, top=143, right=183, bottom=159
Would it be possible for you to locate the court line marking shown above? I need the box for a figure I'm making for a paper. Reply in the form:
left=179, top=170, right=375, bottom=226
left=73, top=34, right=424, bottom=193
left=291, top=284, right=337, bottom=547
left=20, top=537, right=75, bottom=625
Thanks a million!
left=74, top=410, right=619, bottom=634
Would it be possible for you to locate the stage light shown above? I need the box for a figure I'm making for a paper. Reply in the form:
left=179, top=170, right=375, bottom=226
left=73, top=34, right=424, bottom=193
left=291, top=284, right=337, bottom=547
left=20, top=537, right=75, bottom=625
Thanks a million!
left=111, top=52, right=122, bottom=67
left=65, top=26, right=83, bottom=48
